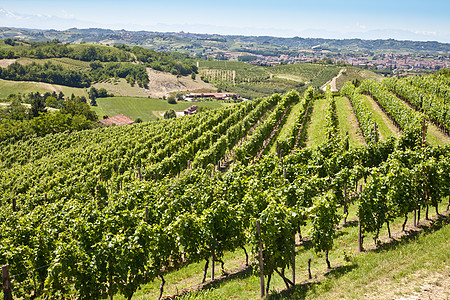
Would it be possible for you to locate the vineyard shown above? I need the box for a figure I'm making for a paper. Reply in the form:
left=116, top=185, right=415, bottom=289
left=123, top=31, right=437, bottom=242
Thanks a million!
left=198, top=61, right=341, bottom=99
left=1, top=70, right=450, bottom=299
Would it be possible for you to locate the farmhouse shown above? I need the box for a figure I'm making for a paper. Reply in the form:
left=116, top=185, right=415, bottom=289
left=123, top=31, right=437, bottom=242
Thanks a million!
left=184, top=105, right=198, bottom=116
left=99, top=114, right=135, bottom=126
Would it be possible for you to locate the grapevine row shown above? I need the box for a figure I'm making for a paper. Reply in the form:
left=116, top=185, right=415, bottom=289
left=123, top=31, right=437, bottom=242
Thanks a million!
left=358, top=80, right=426, bottom=147
left=2, top=135, right=449, bottom=299
left=383, top=77, right=450, bottom=134
left=277, top=87, right=314, bottom=155
left=341, top=82, right=379, bottom=143
left=234, top=92, right=297, bottom=164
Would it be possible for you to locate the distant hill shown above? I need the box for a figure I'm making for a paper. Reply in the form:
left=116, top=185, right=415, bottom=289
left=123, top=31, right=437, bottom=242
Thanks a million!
left=1, top=27, right=449, bottom=54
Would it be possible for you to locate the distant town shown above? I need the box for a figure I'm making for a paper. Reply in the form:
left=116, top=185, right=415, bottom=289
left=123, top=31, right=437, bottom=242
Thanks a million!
left=201, top=51, right=450, bottom=75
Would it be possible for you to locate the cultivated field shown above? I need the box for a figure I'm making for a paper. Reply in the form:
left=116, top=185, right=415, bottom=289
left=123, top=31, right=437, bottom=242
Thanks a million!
left=92, top=97, right=227, bottom=121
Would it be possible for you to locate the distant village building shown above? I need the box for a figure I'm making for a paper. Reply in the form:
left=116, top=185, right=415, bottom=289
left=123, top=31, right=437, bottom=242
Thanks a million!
left=184, top=105, right=198, bottom=116
left=99, top=114, right=135, bottom=126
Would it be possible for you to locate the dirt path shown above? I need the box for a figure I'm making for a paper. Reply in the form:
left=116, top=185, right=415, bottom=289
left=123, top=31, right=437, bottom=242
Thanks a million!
left=321, top=68, right=345, bottom=92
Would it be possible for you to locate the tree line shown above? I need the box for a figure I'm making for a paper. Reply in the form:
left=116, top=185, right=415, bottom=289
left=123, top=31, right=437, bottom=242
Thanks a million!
left=0, top=92, right=98, bottom=142
left=0, top=60, right=149, bottom=88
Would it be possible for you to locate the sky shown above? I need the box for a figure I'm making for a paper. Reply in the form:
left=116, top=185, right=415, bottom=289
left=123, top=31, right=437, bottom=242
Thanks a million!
left=1, top=0, right=450, bottom=42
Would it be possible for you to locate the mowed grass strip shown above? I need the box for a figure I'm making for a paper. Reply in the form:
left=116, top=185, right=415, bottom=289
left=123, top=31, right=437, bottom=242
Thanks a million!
left=92, top=97, right=227, bottom=122
left=306, top=97, right=327, bottom=147
left=425, top=123, right=450, bottom=146
left=269, top=100, right=305, bottom=153
left=360, top=94, right=400, bottom=140
left=334, top=96, right=366, bottom=147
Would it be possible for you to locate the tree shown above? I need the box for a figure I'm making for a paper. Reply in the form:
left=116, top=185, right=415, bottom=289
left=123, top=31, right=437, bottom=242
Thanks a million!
left=97, top=88, right=110, bottom=98
left=29, top=94, right=47, bottom=119
left=5, top=97, right=27, bottom=120
left=176, top=93, right=184, bottom=101
left=61, top=98, right=98, bottom=121
left=88, top=87, right=98, bottom=102
left=164, top=109, right=176, bottom=119
left=45, top=96, right=59, bottom=108
left=167, top=96, right=177, bottom=104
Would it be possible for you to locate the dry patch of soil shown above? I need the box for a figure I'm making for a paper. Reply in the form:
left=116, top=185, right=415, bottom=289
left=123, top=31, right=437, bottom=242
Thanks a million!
left=146, top=68, right=216, bottom=98
left=0, top=59, right=17, bottom=68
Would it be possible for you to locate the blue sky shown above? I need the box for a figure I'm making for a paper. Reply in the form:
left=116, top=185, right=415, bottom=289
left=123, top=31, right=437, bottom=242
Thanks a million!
left=1, top=0, right=450, bottom=42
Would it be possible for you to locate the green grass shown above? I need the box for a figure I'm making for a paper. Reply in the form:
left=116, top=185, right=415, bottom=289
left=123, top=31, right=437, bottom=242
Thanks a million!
left=306, top=98, right=327, bottom=147
left=269, top=100, right=305, bottom=153
left=359, top=94, right=399, bottom=140
left=92, top=78, right=151, bottom=98
left=0, top=79, right=87, bottom=99
left=425, top=123, right=450, bottom=146
left=335, top=67, right=383, bottom=90
left=334, top=96, right=366, bottom=147
left=15, top=57, right=92, bottom=71
left=92, top=97, right=228, bottom=121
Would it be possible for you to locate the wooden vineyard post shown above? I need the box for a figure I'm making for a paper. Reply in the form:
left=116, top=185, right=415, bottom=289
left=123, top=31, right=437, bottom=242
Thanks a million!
left=358, top=184, right=364, bottom=253
left=145, top=207, right=149, bottom=224
left=292, top=238, right=295, bottom=286
left=276, top=141, right=280, bottom=158
left=422, top=118, right=426, bottom=147
left=256, top=220, right=265, bottom=298
left=374, top=123, right=378, bottom=145
left=2, top=264, right=13, bottom=300
left=137, top=166, right=142, bottom=181
left=211, top=239, right=215, bottom=281
left=307, top=258, right=312, bottom=279
left=12, top=198, right=16, bottom=212
left=343, top=182, right=348, bottom=224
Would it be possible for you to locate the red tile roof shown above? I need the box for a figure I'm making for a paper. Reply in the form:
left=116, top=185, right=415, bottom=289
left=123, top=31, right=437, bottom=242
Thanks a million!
left=99, top=114, right=134, bottom=126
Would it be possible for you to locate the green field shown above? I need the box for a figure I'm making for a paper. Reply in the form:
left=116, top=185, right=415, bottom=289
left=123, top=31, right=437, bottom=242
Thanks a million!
left=91, top=97, right=228, bottom=121
left=0, top=78, right=87, bottom=99
left=335, top=67, right=383, bottom=90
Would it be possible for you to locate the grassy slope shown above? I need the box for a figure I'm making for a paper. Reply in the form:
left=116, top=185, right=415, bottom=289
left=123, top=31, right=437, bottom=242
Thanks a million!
left=335, top=67, right=383, bottom=90
left=91, top=97, right=227, bottom=122
left=306, top=98, right=327, bottom=147
left=335, top=96, right=366, bottom=147
left=269, top=100, right=305, bottom=153
left=93, top=79, right=150, bottom=98
left=0, top=78, right=87, bottom=99
left=359, top=95, right=400, bottom=141
left=426, top=123, right=450, bottom=146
